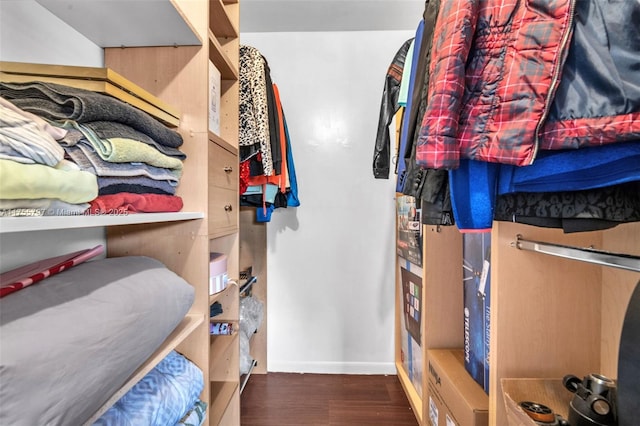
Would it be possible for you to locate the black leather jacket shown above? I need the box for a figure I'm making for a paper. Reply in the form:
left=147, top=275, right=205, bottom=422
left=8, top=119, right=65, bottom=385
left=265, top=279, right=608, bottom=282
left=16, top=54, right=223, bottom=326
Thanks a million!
left=399, top=0, right=453, bottom=226
left=372, top=38, right=412, bottom=179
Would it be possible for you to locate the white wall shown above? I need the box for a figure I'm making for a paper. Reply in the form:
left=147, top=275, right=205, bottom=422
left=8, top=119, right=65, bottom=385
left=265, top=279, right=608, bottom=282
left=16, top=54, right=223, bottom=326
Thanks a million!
left=0, top=1, right=105, bottom=274
left=0, top=1, right=103, bottom=67
left=241, top=30, right=414, bottom=374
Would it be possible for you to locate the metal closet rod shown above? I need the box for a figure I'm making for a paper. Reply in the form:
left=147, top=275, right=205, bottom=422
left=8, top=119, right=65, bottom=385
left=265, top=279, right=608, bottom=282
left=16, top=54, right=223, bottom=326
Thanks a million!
left=239, top=275, right=258, bottom=296
left=513, top=234, right=640, bottom=273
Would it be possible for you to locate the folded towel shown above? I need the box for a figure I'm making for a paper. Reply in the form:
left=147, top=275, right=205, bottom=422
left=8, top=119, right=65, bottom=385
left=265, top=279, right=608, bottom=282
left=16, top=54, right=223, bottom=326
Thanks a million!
left=98, top=175, right=177, bottom=196
left=0, top=198, right=90, bottom=216
left=0, top=97, right=65, bottom=166
left=57, top=121, right=183, bottom=170
left=65, top=143, right=181, bottom=183
left=0, top=144, right=44, bottom=164
left=0, top=159, right=97, bottom=204
left=0, top=81, right=183, bottom=148
left=85, top=121, right=186, bottom=159
left=89, top=193, right=183, bottom=214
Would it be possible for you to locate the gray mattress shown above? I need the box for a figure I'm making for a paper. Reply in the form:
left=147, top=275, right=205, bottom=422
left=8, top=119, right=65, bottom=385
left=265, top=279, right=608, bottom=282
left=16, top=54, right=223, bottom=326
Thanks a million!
left=0, top=256, right=195, bottom=426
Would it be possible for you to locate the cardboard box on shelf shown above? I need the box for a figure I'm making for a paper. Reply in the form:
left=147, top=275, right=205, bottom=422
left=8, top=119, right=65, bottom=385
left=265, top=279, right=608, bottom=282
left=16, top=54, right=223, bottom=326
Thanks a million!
left=427, top=349, right=488, bottom=426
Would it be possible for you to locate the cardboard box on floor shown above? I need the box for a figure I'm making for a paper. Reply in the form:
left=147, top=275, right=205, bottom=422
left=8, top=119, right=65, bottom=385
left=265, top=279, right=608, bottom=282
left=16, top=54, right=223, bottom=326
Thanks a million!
left=427, top=349, right=489, bottom=426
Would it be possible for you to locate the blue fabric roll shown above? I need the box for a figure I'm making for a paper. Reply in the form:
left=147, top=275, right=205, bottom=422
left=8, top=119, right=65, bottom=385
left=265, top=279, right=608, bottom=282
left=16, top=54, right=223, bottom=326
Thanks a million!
left=94, top=350, right=204, bottom=426
left=498, top=141, right=640, bottom=194
left=449, top=159, right=499, bottom=232
left=450, top=141, right=640, bottom=231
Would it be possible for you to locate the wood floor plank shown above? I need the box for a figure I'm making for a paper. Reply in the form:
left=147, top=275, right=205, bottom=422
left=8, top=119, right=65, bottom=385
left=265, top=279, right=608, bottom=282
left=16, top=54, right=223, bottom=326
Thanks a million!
left=240, top=373, right=419, bottom=425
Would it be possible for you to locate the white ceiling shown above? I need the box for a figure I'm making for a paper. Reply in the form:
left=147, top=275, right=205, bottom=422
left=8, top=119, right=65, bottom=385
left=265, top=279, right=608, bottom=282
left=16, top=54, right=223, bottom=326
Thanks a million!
left=240, top=0, right=424, bottom=33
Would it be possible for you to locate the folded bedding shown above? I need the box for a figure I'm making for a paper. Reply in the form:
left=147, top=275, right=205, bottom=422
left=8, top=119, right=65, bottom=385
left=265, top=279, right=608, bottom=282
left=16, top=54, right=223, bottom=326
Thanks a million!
left=0, top=198, right=90, bottom=216
left=0, top=158, right=98, bottom=204
left=57, top=120, right=183, bottom=171
left=0, top=256, right=195, bottom=425
left=0, top=96, right=65, bottom=167
left=94, top=350, right=204, bottom=426
left=65, top=143, right=181, bottom=182
left=0, top=81, right=183, bottom=148
left=88, top=193, right=184, bottom=214
left=84, top=121, right=186, bottom=159
left=97, top=175, right=177, bottom=196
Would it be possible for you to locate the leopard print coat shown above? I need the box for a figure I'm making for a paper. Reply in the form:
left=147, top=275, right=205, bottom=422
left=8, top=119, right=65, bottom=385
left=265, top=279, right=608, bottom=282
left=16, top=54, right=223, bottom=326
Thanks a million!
left=239, top=45, right=273, bottom=176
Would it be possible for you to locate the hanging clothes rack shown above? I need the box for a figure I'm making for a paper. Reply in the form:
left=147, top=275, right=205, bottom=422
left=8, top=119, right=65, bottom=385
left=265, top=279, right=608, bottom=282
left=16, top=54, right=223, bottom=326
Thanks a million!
left=512, top=234, right=640, bottom=273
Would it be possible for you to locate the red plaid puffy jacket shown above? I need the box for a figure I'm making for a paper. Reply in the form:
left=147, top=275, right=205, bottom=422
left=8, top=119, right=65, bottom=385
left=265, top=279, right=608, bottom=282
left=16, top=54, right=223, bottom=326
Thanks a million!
left=415, top=0, right=640, bottom=169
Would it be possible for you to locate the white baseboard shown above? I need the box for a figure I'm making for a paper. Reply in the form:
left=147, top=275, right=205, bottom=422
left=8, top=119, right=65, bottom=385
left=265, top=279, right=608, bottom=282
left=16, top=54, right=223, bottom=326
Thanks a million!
left=267, top=360, right=396, bottom=375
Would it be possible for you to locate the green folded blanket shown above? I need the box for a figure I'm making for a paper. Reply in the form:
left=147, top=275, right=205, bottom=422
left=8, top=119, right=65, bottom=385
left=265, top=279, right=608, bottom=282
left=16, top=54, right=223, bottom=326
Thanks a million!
left=0, top=159, right=97, bottom=204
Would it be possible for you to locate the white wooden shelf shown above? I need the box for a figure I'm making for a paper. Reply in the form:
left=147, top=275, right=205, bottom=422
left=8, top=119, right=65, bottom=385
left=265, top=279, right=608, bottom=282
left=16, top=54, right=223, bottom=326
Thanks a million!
left=35, top=0, right=202, bottom=48
left=210, top=0, right=238, bottom=38
left=0, top=212, right=204, bottom=234
left=208, top=30, right=239, bottom=80
left=209, top=130, right=238, bottom=155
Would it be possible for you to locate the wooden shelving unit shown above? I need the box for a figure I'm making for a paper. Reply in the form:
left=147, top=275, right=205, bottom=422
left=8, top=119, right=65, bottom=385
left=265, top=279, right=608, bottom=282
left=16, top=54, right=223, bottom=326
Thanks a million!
left=2, top=0, right=241, bottom=424
left=488, top=222, right=639, bottom=425
left=1, top=2, right=211, bottom=422
left=394, top=223, right=462, bottom=425
left=395, top=218, right=640, bottom=425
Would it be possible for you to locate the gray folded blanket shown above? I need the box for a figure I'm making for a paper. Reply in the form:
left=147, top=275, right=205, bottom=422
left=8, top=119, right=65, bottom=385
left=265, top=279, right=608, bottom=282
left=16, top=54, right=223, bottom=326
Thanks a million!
left=0, top=81, right=183, bottom=148
left=85, top=121, right=186, bottom=159
left=97, top=175, right=177, bottom=196
left=65, top=143, right=181, bottom=183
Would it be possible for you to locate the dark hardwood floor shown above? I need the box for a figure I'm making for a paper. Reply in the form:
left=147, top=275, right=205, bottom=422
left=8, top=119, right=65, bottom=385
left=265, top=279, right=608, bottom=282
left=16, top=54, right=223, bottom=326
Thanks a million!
left=240, top=373, right=419, bottom=425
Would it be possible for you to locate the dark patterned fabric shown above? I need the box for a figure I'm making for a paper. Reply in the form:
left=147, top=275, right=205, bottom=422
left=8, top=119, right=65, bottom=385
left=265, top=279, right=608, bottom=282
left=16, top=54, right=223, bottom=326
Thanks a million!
left=494, top=182, right=640, bottom=233
left=263, top=55, right=282, bottom=176
left=239, top=45, right=273, bottom=175
left=415, top=0, right=574, bottom=169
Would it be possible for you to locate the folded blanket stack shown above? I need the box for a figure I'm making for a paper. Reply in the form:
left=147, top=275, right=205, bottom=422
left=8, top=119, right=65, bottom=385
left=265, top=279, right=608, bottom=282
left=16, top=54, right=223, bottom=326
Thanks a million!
left=0, top=81, right=186, bottom=215
left=93, top=350, right=205, bottom=426
left=0, top=96, right=94, bottom=216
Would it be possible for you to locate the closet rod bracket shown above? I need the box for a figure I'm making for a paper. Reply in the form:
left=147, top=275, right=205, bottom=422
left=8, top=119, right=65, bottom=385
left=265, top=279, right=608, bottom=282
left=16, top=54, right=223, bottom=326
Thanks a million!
left=513, top=234, right=640, bottom=273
